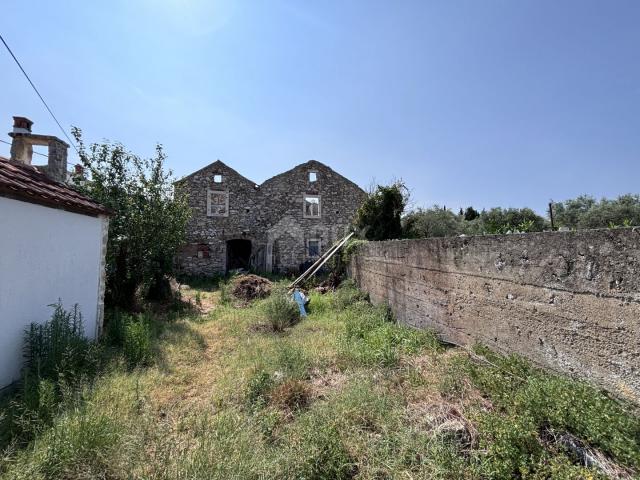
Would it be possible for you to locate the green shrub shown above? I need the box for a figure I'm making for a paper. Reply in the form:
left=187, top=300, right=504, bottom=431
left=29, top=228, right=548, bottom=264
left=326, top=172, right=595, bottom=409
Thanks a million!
left=333, top=280, right=368, bottom=310
left=354, top=181, right=408, bottom=241
left=10, top=303, right=103, bottom=443
left=72, top=128, right=191, bottom=308
left=122, top=314, right=153, bottom=367
left=104, top=311, right=154, bottom=367
left=23, top=303, right=92, bottom=385
left=263, top=289, right=300, bottom=332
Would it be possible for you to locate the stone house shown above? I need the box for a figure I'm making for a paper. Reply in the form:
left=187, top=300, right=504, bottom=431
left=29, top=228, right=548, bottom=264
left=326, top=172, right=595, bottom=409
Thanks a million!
left=0, top=117, right=110, bottom=389
left=175, top=160, right=366, bottom=275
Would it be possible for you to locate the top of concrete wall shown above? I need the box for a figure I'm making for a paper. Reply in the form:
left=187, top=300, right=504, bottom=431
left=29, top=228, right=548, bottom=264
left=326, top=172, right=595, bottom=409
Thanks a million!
left=357, top=227, right=640, bottom=300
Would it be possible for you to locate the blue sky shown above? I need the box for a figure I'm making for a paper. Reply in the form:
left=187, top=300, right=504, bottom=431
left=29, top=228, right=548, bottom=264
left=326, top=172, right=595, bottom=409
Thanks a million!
left=2, top=0, right=639, bottom=214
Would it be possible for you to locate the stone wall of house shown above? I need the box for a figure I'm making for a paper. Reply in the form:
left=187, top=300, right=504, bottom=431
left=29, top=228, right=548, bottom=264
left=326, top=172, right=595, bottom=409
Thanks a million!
left=261, top=161, right=367, bottom=273
left=175, top=160, right=366, bottom=275
left=349, top=229, right=640, bottom=403
left=175, top=160, right=260, bottom=275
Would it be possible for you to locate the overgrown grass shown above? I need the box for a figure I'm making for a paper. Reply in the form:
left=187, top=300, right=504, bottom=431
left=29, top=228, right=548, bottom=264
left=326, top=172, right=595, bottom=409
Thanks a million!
left=1, top=278, right=638, bottom=479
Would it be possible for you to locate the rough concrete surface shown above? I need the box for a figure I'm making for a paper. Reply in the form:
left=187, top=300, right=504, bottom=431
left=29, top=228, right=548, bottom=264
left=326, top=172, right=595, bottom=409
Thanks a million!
left=350, top=228, right=640, bottom=403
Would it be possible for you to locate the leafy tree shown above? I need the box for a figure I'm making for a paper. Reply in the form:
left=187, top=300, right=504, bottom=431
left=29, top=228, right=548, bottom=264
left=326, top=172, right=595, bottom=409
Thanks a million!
left=71, top=128, right=190, bottom=308
left=551, top=195, right=596, bottom=229
left=480, top=207, right=547, bottom=234
left=354, top=182, right=408, bottom=240
left=403, top=206, right=463, bottom=238
left=552, top=194, right=640, bottom=229
left=464, top=206, right=480, bottom=221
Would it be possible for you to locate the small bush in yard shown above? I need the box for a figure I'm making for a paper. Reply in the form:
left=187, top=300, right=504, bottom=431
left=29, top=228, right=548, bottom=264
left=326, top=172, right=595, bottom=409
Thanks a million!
left=263, top=289, right=300, bottom=332
left=105, top=311, right=154, bottom=367
left=7, top=303, right=101, bottom=445
left=122, top=314, right=153, bottom=367
left=333, top=279, right=368, bottom=310
left=23, top=303, right=93, bottom=385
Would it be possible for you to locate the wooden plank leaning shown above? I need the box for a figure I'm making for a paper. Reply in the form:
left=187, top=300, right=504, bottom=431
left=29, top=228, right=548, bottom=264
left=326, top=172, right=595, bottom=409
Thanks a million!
left=289, top=232, right=355, bottom=288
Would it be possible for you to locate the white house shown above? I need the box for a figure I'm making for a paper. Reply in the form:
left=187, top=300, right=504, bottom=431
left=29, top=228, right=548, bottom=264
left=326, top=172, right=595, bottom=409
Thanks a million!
left=0, top=117, right=110, bottom=389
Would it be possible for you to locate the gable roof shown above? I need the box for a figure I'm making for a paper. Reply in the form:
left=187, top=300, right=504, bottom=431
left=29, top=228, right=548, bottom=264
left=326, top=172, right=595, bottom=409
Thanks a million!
left=0, top=157, right=110, bottom=216
left=178, top=159, right=365, bottom=193
left=260, top=160, right=365, bottom=193
left=174, top=160, right=257, bottom=187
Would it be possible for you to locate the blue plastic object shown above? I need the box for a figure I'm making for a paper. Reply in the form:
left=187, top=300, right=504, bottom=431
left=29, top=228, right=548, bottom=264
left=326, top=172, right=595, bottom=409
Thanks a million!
left=292, top=289, right=308, bottom=317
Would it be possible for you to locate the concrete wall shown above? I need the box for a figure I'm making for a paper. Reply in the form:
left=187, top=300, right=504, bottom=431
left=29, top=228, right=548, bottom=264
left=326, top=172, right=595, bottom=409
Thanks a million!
left=349, top=229, right=640, bottom=403
left=0, top=197, right=107, bottom=388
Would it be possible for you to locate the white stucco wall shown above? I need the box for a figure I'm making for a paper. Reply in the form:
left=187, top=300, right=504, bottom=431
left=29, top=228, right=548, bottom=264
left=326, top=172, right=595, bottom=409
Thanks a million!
left=0, top=196, right=105, bottom=388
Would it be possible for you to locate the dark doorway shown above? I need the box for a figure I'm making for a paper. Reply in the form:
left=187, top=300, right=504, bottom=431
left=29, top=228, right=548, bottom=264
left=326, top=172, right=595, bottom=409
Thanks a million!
left=226, top=239, right=252, bottom=271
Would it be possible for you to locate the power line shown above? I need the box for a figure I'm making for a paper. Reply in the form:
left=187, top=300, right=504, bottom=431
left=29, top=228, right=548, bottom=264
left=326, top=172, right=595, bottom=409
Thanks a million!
left=0, top=138, right=78, bottom=168
left=0, top=33, right=80, bottom=155
left=0, top=138, right=47, bottom=158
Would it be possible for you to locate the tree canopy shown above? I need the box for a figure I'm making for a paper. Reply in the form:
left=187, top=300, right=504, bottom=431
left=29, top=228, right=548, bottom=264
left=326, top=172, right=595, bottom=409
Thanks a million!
left=72, top=128, right=190, bottom=308
left=354, top=182, right=408, bottom=241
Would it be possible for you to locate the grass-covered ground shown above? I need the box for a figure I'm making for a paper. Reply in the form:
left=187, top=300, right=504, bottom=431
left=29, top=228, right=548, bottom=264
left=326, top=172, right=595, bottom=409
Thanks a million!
left=1, top=279, right=639, bottom=479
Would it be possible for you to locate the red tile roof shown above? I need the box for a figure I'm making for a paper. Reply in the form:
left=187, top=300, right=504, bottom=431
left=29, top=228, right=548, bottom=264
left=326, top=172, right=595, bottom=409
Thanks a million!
left=0, top=157, right=110, bottom=216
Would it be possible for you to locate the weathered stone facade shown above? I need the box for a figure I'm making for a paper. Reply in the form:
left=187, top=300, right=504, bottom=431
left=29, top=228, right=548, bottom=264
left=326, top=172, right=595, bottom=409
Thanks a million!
left=349, top=229, right=640, bottom=403
left=175, top=160, right=366, bottom=275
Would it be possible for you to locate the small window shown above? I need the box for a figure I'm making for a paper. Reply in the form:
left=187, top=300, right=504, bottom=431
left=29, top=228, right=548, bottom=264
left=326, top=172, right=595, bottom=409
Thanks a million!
left=207, top=189, right=229, bottom=217
left=213, top=174, right=223, bottom=183
left=303, top=195, right=321, bottom=218
left=308, top=239, right=320, bottom=257
left=309, top=171, right=317, bottom=182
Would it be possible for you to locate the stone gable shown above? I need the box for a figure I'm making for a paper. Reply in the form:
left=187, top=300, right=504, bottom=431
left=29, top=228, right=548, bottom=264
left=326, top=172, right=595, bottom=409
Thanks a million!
left=175, top=160, right=366, bottom=275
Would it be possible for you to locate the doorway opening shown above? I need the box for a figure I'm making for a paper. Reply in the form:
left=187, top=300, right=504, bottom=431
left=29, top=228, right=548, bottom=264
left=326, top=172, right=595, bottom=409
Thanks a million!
left=226, top=239, right=252, bottom=271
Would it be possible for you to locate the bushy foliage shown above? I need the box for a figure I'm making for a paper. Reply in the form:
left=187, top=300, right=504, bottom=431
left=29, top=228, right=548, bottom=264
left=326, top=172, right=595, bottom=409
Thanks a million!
left=22, top=303, right=94, bottom=385
left=0, top=304, right=101, bottom=449
left=104, top=311, right=154, bottom=367
left=552, top=194, right=640, bottom=229
left=262, top=289, right=300, bottom=332
left=480, top=207, right=547, bottom=234
left=354, top=181, right=408, bottom=240
left=71, top=128, right=190, bottom=308
left=402, top=205, right=547, bottom=238
left=464, top=206, right=480, bottom=221
left=403, top=206, right=463, bottom=238
left=332, top=279, right=369, bottom=310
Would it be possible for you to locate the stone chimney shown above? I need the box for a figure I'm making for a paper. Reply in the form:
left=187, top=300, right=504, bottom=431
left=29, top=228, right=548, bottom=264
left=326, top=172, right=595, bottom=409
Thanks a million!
left=8, top=116, right=69, bottom=183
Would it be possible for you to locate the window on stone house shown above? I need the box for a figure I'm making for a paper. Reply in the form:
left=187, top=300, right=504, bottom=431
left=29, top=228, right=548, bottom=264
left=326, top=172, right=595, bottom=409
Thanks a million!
left=308, top=239, right=320, bottom=257
left=309, top=171, right=317, bottom=182
left=207, top=189, right=229, bottom=216
left=213, top=174, right=223, bottom=183
left=303, top=195, right=321, bottom=218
